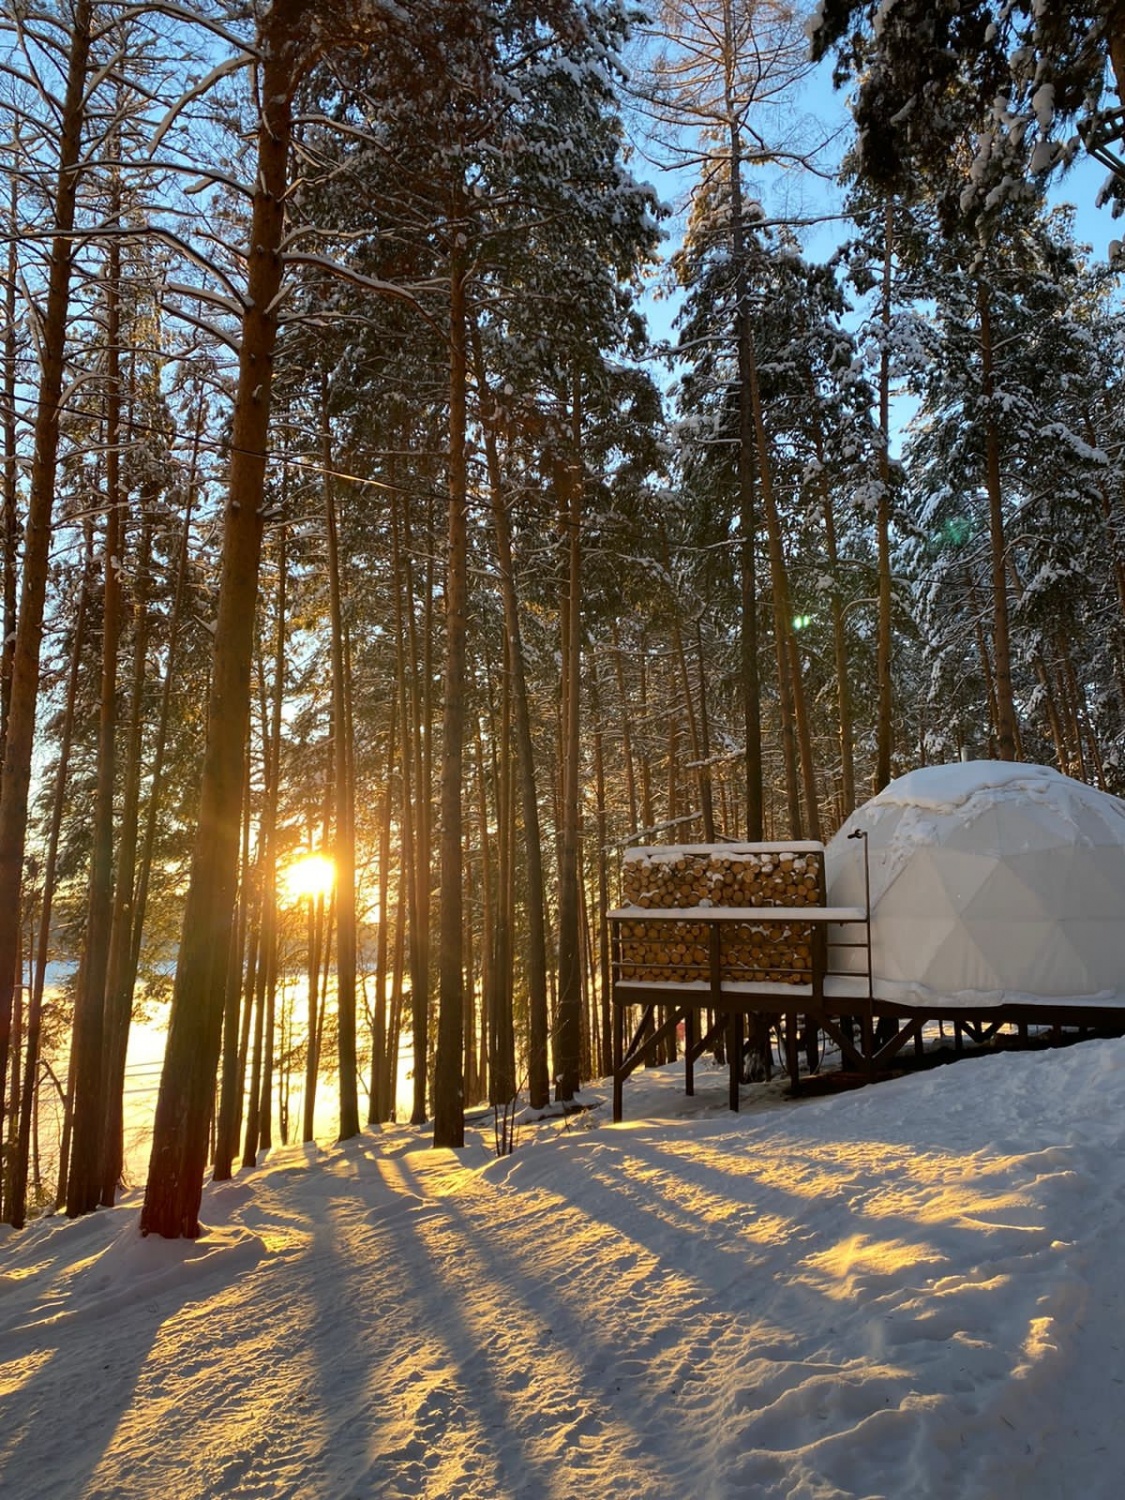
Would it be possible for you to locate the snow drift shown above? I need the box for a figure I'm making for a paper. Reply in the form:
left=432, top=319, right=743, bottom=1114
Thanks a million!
left=826, top=760, right=1125, bottom=1009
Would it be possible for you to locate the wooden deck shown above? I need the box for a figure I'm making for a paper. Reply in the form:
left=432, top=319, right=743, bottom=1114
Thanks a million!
left=608, top=840, right=1125, bottom=1119
left=609, top=866, right=875, bottom=1120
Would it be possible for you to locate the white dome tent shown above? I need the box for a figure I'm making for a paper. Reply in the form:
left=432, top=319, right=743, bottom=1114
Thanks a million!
left=826, top=761, right=1125, bottom=1011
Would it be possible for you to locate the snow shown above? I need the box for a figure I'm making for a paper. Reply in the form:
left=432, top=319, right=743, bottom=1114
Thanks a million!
left=5, top=1044, right=1125, bottom=1498
left=624, top=841, right=825, bottom=861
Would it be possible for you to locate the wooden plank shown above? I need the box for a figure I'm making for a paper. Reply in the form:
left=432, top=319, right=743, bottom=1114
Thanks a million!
left=615, top=978, right=814, bottom=1001
left=608, top=905, right=867, bottom=923
left=623, top=841, right=826, bottom=858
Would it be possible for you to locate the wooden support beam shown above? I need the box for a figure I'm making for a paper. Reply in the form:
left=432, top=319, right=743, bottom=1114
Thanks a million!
left=684, top=1009, right=695, bottom=1096
left=728, top=1008, right=741, bottom=1111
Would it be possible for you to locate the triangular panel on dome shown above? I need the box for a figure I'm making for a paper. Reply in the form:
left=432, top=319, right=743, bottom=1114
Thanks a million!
left=960, top=912, right=1086, bottom=995
left=991, top=801, right=1081, bottom=856
left=866, top=842, right=950, bottom=916
left=1053, top=919, right=1125, bottom=993
left=928, top=847, right=1007, bottom=911
left=1003, top=844, right=1122, bottom=922
left=869, top=913, right=959, bottom=984
left=941, top=802, right=1004, bottom=856
left=960, top=857, right=1066, bottom=925
left=918, top=921, right=1006, bottom=993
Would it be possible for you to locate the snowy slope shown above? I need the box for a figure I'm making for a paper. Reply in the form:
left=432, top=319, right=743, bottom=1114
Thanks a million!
left=3, top=1046, right=1125, bottom=1499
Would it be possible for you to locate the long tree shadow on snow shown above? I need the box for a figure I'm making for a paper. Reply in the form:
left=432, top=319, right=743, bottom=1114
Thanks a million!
left=0, top=1203, right=267, bottom=1500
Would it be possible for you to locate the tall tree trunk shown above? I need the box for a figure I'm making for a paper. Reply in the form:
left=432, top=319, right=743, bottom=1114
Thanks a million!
left=68, top=232, right=125, bottom=1219
left=1082, top=408, right=1125, bottom=717
left=789, top=628, right=822, bottom=841
left=367, top=704, right=395, bottom=1125
left=99, top=480, right=153, bottom=1206
left=487, top=644, right=516, bottom=1105
left=964, top=568, right=1000, bottom=757
left=0, top=0, right=91, bottom=1158
left=129, top=420, right=201, bottom=993
left=472, top=333, right=550, bottom=1109
left=875, top=199, right=895, bottom=791
left=811, top=416, right=856, bottom=816
left=474, top=701, right=508, bottom=1103
left=5, top=926, right=22, bottom=1215
left=395, top=481, right=431, bottom=1127
left=433, top=231, right=468, bottom=1149
left=257, top=893, right=279, bottom=1154
left=213, top=746, right=254, bottom=1179
left=302, top=889, right=326, bottom=1143
left=744, top=322, right=803, bottom=836
left=241, top=923, right=268, bottom=1169
left=638, top=645, right=654, bottom=831
left=591, top=670, right=612, bottom=1079
left=388, top=874, right=406, bottom=1120
left=608, top=623, right=638, bottom=833
left=660, top=525, right=713, bottom=840
left=724, top=11, right=763, bottom=839
left=254, top=565, right=287, bottom=1158
left=142, top=2, right=310, bottom=1237
left=1, top=150, right=19, bottom=757
left=555, top=372, right=583, bottom=1102
left=977, top=278, right=1018, bottom=762
left=322, top=389, right=359, bottom=1140
left=7, top=531, right=93, bottom=1227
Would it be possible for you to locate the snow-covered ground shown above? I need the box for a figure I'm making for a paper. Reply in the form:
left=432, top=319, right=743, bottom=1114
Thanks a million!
left=3, top=1044, right=1124, bottom=1499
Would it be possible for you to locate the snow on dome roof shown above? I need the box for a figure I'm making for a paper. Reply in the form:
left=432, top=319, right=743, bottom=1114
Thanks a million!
left=869, top=759, right=1065, bottom=813
left=826, top=762, right=1125, bottom=1009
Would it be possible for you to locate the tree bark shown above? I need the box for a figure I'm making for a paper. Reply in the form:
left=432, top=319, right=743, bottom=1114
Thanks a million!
left=99, top=477, right=153, bottom=1207
left=977, top=277, right=1018, bottom=761
left=213, top=742, right=254, bottom=1179
left=367, top=703, right=395, bottom=1125
left=810, top=412, right=856, bottom=816
left=1, top=149, right=19, bottom=758
left=0, top=0, right=91, bottom=1159
left=322, top=388, right=360, bottom=1140
left=67, top=229, right=125, bottom=1218
left=875, top=199, right=895, bottom=790
left=472, top=333, right=550, bottom=1109
left=7, top=531, right=93, bottom=1227
left=142, top=1, right=310, bottom=1237
left=433, top=230, right=469, bottom=1149
left=744, top=320, right=804, bottom=836
left=555, top=371, right=584, bottom=1102
left=727, top=99, right=763, bottom=840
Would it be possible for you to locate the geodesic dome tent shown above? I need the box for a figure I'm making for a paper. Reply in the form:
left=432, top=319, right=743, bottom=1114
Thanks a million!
left=825, top=762, right=1125, bottom=1009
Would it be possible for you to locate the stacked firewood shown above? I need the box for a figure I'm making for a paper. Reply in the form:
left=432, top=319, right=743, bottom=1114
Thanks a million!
left=616, top=847, right=822, bottom=985
left=621, top=848, right=821, bottom=909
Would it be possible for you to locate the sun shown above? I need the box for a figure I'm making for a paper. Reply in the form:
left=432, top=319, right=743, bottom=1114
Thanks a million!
left=280, top=852, right=336, bottom=905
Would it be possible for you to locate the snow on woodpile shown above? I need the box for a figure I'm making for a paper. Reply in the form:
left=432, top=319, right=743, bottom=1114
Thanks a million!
left=618, top=844, right=823, bottom=985
left=621, top=843, right=824, bottom=909
left=827, top=761, right=1125, bottom=1008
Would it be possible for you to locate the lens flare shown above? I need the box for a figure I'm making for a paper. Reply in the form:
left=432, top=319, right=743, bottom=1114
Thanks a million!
left=280, top=852, right=336, bottom=904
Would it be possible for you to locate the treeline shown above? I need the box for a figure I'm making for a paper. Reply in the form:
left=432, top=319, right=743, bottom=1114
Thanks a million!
left=0, top=0, right=1122, bottom=1235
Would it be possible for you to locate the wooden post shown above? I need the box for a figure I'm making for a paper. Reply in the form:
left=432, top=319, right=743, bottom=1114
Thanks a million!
left=785, top=1011, right=799, bottom=1086
left=684, top=1008, right=695, bottom=1097
left=611, top=924, right=623, bottom=1123
left=728, top=1008, right=740, bottom=1112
